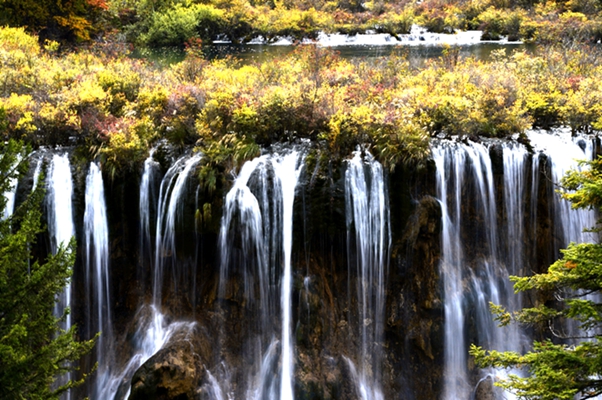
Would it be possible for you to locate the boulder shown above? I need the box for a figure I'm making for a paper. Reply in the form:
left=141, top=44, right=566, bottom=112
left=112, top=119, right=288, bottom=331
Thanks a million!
left=129, top=339, right=205, bottom=400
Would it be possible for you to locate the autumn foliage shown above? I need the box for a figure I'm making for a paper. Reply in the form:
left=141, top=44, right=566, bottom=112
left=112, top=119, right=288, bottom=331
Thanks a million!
left=0, top=0, right=107, bottom=41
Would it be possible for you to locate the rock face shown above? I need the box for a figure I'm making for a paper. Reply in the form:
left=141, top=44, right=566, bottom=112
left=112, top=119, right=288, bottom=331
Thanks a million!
left=129, top=338, right=205, bottom=400
left=388, top=195, right=444, bottom=399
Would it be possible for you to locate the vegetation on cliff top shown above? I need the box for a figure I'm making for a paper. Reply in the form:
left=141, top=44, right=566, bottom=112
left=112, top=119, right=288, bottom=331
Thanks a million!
left=2, top=27, right=602, bottom=180
left=471, top=156, right=602, bottom=399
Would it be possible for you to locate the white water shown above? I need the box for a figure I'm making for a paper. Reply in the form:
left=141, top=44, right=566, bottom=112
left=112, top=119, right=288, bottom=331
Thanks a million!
left=153, top=152, right=203, bottom=304
left=83, top=163, right=113, bottom=400
left=216, top=149, right=305, bottom=399
left=528, top=130, right=599, bottom=344
left=434, top=141, right=527, bottom=400
left=433, top=143, right=470, bottom=399
left=435, top=133, right=598, bottom=399
left=344, top=150, right=390, bottom=400
left=242, top=24, right=522, bottom=47
left=140, top=149, right=160, bottom=279
left=101, top=151, right=202, bottom=400
left=2, top=156, right=20, bottom=220
left=108, top=305, right=195, bottom=400
left=528, top=130, right=598, bottom=246
left=273, top=151, right=305, bottom=400
left=46, top=153, right=75, bottom=400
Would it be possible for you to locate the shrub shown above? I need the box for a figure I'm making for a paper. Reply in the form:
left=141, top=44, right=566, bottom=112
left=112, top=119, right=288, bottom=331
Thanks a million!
left=417, top=3, right=463, bottom=33
left=377, top=8, right=415, bottom=35
left=100, top=117, right=150, bottom=177
left=478, top=7, right=507, bottom=40
left=97, top=62, right=142, bottom=114
left=0, top=27, right=40, bottom=54
left=140, top=3, right=225, bottom=47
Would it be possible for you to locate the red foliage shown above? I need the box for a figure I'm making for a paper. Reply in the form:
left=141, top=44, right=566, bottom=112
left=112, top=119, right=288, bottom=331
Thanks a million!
left=87, top=0, right=108, bottom=10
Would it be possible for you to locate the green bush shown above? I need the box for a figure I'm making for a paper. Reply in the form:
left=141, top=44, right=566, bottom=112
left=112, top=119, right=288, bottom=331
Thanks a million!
left=140, top=3, right=225, bottom=47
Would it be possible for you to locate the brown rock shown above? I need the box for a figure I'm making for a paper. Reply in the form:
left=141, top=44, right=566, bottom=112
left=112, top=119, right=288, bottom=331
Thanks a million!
left=129, top=339, right=205, bottom=400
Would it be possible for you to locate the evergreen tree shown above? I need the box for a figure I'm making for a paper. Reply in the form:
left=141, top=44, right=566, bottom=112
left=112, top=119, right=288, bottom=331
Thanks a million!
left=0, top=140, right=96, bottom=400
left=471, top=156, right=602, bottom=400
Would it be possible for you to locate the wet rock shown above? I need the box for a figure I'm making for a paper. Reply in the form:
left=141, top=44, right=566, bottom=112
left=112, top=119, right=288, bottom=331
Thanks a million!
left=473, top=376, right=505, bottom=400
left=129, top=339, right=205, bottom=400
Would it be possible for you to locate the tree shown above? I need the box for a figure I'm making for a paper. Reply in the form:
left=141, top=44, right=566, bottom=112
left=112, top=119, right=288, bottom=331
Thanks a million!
left=471, top=155, right=602, bottom=400
left=0, top=140, right=96, bottom=399
left=0, top=0, right=107, bottom=41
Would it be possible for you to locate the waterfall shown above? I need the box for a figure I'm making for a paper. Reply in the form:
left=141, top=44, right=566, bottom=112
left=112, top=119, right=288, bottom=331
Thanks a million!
left=217, top=149, right=305, bottom=399
left=528, top=131, right=598, bottom=246
left=32, top=157, right=43, bottom=191
left=2, top=156, right=20, bottom=220
left=83, top=162, right=113, bottom=400
left=528, top=130, right=599, bottom=341
left=435, top=132, right=598, bottom=399
left=275, top=150, right=305, bottom=400
left=47, top=153, right=75, bottom=325
left=46, top=153, right=75, bottom=400
left=101, top=151, right=202, bottom=400
left=153, top=152, right=203, bottom=305
left=433, top=143, right=470, bottom=400
left=139, top=150, right=160, bottom=286
left=217, top=155, right=271, bottom=398
left=344, top=150, right=390, bottom=400
left=434, top=140, right=531, bottom=399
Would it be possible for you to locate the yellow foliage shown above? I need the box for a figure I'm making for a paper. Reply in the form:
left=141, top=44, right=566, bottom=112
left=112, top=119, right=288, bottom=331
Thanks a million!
left=75, top=79, right=109, bottom=109
left=0, top=27, right=40, bottom=54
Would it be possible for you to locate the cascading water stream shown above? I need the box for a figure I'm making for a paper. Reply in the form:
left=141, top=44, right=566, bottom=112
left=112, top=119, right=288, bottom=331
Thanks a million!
left=434, top=140, right=531, bottom=400
left=528, top=131, right=598, bottom=246
left=83, top=162, right=113, bottom=400
left=433, top=144, right=469, bottom=400
left=2, top=156, right=20, bottom=220
left=435, top=133, right=599, bottom=399
left=101, top=151, right=201, bottom=400
left=139, top=150, right=160, bottom=286
left=46, top=153, right=75, bottom=400
left=274, top=150, right=305, bottom=400
left=344, top=150, right=390, bottom=400
left=216, top=149, right=305, bottom=400
left=153, top=152, right=203, bottom=305
left=528, top=130, right=599, bottom=342
left=218, top=155, right=273, bottom=399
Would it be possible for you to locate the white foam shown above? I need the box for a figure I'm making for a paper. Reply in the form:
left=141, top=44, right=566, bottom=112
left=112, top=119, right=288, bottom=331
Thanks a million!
left=219, top=24, right=524, bottom=47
